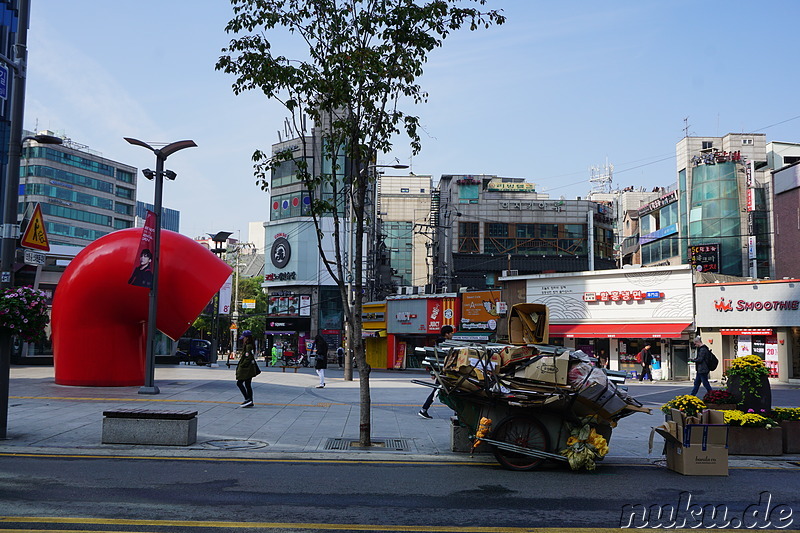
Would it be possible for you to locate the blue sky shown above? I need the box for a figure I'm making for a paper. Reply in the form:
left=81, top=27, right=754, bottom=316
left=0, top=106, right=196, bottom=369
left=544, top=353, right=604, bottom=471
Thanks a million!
left=24, top=1, right=800, bottom=243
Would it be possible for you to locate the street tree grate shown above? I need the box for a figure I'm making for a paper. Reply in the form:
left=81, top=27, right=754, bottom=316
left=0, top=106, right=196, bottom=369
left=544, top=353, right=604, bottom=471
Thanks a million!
left=323, top=437, right=410, bottom=451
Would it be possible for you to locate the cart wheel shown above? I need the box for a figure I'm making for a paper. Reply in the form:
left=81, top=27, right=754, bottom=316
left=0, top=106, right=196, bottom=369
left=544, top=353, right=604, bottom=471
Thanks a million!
left=491, top=415, right=550, bottom=472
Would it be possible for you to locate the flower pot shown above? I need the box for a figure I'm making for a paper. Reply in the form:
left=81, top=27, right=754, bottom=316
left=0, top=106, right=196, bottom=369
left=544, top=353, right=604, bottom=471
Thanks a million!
left=779, top=420, right=800, bottom=454
left=705, top=403, right=737, bottom=411
left=726, top=373, right=771, bottom=413
left=727, top=426, right=783, bottom=456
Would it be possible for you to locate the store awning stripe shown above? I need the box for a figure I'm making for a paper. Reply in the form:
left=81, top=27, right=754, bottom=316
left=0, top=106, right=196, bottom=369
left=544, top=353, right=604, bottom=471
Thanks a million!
left=549, top=323, right=691, bottom=339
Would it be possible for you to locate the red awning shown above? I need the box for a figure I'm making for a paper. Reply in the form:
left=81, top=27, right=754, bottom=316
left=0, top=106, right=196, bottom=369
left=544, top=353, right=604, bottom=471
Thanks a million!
left=549, top=323, right=692, bottom=339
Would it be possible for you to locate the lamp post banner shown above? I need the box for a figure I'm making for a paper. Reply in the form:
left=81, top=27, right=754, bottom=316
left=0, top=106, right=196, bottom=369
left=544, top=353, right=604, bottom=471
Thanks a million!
left=128, top=210, right=156, bottom=288
left=218, top=274, right=233, bottom=315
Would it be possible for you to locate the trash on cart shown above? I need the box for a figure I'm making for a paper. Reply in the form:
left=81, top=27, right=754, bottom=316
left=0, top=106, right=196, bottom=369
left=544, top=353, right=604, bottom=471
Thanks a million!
left=414, top=303, right=651, bottom=472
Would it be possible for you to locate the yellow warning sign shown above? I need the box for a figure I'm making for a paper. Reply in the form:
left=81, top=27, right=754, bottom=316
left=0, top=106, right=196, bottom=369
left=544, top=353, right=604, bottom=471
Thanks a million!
left=230, top=323, right=238, bottom=330
left=20, top=203, right=50, bottom=252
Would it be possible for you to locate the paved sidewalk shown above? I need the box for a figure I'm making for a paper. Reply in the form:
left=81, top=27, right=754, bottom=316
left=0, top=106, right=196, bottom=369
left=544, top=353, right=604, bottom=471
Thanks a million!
left=2, top=363, right=799, bottom=469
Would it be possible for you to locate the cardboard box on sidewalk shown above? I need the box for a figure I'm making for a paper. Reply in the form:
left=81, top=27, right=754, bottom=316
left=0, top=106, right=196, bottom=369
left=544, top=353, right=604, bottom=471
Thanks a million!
left=652, top=409, right=729, bottom=476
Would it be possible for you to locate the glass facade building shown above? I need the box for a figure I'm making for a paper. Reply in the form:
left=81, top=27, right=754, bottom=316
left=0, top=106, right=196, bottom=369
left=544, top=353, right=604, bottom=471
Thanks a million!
left=20, top=132, right=138, bottom=247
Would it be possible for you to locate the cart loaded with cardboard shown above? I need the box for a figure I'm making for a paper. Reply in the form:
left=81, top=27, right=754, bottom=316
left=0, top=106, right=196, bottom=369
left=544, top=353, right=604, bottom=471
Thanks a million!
left=415, top=304, right=651, bottom=471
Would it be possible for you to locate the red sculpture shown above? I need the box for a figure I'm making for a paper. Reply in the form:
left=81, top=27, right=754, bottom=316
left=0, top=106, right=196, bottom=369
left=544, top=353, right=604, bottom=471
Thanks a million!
left=52, top=228, right=233, bottom=386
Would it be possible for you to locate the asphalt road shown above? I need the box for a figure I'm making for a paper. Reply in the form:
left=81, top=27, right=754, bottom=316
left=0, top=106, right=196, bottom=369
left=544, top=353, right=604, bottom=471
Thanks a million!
left=1, top=453, right=798, bottom=531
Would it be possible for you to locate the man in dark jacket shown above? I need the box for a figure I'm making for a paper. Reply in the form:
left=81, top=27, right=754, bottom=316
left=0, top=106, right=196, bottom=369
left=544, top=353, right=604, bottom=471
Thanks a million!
left=690, top=336, right=714, bottom=397
left=638, top=344, right=653, bottom=382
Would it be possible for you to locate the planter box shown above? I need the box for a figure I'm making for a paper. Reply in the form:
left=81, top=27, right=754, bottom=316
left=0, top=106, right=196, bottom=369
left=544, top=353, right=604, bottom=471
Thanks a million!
left=706, top=403, right=737, bottom=411
left=780, top=420, right=800, bottom=454
left=727, top=426, right=783, bottom=456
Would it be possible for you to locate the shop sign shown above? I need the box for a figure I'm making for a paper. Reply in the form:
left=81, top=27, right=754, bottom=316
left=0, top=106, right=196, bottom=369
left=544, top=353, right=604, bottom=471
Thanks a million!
left=714, top=299, right=800, bottom=313
left=264, top=271, right=297, bottom=281
left=639, top=224, right=677, bottom=245
left=720, top=328, right=773, bottom=335
left=583, top=290, right=664, bottom=302
left=689, top=244, right=719, bottom=273
left=487, top=179, right=536, bottom=192
left=638, top=190, right=678, bottom=217
left=691, top=150, right=743, bottom=166
left=499, top=200, right=563, bottom=212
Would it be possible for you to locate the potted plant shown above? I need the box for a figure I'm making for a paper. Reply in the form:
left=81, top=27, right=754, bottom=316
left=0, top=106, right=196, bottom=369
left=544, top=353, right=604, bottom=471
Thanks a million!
left=725, top=355, right=771, bottom=413
left=0, top=286, right=49, bottom=343
left=661, top=395, right=706, bottom=419
left=772, top=407, right=800, bottom=454
left=702, top=389, right=738, bottom=410
left=723, top=409, right=782, bottom=456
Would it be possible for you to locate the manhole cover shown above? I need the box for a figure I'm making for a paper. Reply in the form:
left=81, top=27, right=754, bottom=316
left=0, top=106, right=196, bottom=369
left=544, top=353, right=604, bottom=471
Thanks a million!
left=203, top=439, right=269, bottom=450
left=323, top=438, right=410, bottom=451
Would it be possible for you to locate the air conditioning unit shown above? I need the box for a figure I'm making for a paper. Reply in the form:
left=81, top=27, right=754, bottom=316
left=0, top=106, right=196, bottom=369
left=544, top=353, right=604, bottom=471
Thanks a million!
left=502, top=270, right=519, bottom=277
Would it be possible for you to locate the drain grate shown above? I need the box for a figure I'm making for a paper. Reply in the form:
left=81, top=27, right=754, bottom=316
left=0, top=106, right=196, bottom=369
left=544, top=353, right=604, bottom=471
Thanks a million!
left=324, top=437, right=410, bottom=451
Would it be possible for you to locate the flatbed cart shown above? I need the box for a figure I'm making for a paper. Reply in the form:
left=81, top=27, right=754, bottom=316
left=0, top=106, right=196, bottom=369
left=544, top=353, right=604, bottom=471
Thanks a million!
left=413, top=342, right=642, bottom=472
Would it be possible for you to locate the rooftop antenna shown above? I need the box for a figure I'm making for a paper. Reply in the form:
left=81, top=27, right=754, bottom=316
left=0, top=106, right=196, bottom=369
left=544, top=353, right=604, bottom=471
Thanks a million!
left=683, top=117, right=690, bottom=138
left=589, top=159, right=613, bottom=195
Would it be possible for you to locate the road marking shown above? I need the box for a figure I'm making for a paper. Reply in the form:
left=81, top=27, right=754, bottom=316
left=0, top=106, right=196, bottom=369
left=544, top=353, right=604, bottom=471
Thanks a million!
left=0, top=452, right=486, bottom=466
left=0, top=516, right=646, bottom=532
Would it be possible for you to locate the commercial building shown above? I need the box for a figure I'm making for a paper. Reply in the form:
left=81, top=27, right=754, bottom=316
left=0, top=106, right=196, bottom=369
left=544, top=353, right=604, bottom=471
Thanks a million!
left=502, top=265, right=697, bottom=381
left=261, top=115, right=348, bottom=353
left=675, top=133, right=772, bottom=278
left=20, top=131, right=138, bottom=247
left=433, top=174, right=616, bottom=291
left=695, top=278, right=800, bottom=383
left=771, top=160, right=800, bottom=279
left=374, top=173, right=433, bottom=292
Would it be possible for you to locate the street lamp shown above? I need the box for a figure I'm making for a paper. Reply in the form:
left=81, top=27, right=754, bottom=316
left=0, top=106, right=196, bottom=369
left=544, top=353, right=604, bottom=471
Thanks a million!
left=208, top=231, right=232, bottom=364
left=124, top=137, right=197, bottom=394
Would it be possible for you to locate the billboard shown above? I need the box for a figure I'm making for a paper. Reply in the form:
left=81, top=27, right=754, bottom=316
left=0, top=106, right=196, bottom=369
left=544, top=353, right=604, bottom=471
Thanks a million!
left=460, top=290, right=501, bottom=331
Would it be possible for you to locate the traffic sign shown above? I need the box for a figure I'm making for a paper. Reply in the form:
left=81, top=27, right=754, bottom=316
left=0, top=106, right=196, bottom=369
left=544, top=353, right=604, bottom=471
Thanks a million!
left=20, top=203, right=50, bottom=251
left=230, top=323, right=238, bottom=330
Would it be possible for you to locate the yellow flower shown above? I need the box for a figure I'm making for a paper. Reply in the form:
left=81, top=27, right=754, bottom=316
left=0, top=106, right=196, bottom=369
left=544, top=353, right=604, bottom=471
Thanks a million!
left=566, top=436, right=578, bottom=446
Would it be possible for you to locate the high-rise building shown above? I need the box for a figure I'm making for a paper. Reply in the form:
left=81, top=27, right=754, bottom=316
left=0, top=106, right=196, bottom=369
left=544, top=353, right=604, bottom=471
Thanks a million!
left=20, top=131, right=138, bottom=247
left=136, top=201, right=180, bottom=232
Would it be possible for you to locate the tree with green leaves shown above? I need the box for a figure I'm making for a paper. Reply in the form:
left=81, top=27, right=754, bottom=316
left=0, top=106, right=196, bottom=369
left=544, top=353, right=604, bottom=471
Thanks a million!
left=217, top=0, right=504, bottom=446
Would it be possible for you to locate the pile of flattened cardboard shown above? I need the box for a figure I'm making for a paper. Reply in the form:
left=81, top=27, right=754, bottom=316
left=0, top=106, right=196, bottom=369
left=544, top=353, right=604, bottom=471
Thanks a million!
left=438, top=343, right=649, bottom=423
left=651, top=409, right=729, bottom=476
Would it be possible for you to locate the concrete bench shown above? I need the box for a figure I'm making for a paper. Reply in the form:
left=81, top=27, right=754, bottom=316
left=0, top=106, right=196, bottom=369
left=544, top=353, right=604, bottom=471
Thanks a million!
left=102, top=408, right=198, bottom=446
left=278, top=365, right=301, bottom=373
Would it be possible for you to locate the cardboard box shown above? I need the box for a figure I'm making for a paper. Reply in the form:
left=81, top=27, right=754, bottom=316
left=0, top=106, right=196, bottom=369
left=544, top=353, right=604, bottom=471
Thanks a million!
left=512, top=352, right=569, bottom=385
left=653, top=411, right=729, bottom=476
left=665, top=441, right=728, bottom=476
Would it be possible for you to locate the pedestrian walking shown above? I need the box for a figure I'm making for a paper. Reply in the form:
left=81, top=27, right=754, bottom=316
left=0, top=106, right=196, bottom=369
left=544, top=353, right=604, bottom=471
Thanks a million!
left=314, top=333, right=328, bottom=388
left=270, top=342, right=280, bottom=366
left=337, top=346, right=345, bottom=368
left=419, top=325, right=454, bottom=419
left=596, top=349, right=609, bottom=369
left=235, top=330, right=260, bottom=407
left=690, top=336, right=714, bottom=397
left=637, top=344, right=653, bottom=382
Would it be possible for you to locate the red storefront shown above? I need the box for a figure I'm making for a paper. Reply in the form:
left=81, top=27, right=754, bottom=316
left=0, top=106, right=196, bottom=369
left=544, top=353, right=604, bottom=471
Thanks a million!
left=385, top=294, right=460, bottom=369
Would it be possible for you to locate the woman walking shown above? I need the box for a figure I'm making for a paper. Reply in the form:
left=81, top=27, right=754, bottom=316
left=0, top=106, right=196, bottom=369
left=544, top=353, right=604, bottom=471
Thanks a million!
left=235, top=330, right=259, bottom=407
left=314, top=332, right=328, bottom=389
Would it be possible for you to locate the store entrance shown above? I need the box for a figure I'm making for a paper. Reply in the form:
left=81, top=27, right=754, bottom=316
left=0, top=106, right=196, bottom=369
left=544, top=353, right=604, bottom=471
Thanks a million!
left=672, top=342, right=690, bottom=380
